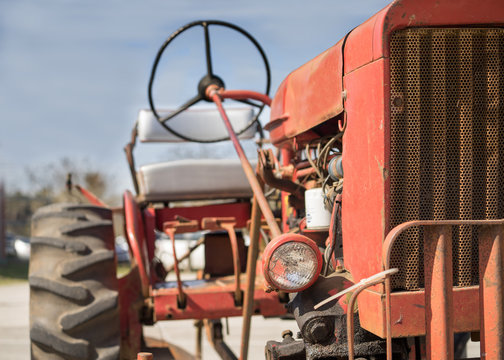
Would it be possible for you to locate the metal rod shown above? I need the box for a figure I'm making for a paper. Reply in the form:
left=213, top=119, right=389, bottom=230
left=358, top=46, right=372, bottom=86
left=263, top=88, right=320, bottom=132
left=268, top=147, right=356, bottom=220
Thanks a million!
left=347, top=278, right=388, bottom=360
left=205, top=319, right=238, bottom=360
left=239, top=193, right=262, bottom=360
left=165, top=228, right=185, bottom=307
left=221, top=222, right=242, bottom=305
left=218, top=89, right=272, bottom=106
left=208, top=89, right=281, bottom=239
left=385, top=275, right=392, bottom=360
left=424, top=225, right=453, bottom=360
left=202, top=22, right=213, bottom=76
left=195, top=320, right=203, bottom=360
left=165, top=237, right=205, bottom=273
left=479, top=225, right=504, bottom=359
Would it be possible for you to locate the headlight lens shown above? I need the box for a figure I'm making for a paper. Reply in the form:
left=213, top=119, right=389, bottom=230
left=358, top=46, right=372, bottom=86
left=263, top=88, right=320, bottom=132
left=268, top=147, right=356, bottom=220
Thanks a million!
left=263, top=234, right=322, bottom=292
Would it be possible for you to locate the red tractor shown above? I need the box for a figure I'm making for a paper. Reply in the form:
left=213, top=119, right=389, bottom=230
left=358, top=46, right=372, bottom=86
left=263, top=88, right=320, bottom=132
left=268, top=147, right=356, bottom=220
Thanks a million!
left=29, top=0, right=504, bottom=359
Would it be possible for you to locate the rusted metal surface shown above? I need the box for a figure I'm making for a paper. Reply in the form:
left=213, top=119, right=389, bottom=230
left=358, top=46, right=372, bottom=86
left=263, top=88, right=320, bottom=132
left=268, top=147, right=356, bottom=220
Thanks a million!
left=208, top=87, right=281, bottom=240
left=346, top=278, right=387, bottom=360
left=389, top=27, right=504, bottom=291
left=155, top=202, right=251, bottom=231
left=258, top=148, right=305, bottom=201
left=383, top=219, right=504, bottom=360
left=267, top=40, right=344, bottom=145
left=267, top=0, right=504, bottom=145
left=163, top=220, right=200, bottom=234
left=358, top=285, right=480, bottom=338
left=240, top=194, right=262, bottom=360
left=137, top=352, right=153, bottom=360
left=341, top=58, right=387, bottom=298
left=124, top=190, right=150, bottom=297
left=479, top=225, right=504, bottom=359
left=201, top=217, right=242, bottom=304
left=263, top=0, right=504, bottom=344
left=124, top=124, right=140, bottom=195
left=423, top=225, right=453, bottom=360
left=152, top=274, right=287, bottom=320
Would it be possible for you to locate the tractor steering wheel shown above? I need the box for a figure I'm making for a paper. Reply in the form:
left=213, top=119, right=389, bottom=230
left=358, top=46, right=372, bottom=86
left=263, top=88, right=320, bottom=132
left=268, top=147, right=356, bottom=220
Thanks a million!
left=148, top=20, right=271, bottom=143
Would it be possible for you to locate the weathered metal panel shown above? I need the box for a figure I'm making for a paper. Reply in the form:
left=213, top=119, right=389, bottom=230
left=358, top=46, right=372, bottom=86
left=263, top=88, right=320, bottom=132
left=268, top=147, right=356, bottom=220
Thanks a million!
left=342, top=58, right=387, bottom=290
left=358, top=286, right=480, bottom=338
left=268, top=41, right=344, bottom=146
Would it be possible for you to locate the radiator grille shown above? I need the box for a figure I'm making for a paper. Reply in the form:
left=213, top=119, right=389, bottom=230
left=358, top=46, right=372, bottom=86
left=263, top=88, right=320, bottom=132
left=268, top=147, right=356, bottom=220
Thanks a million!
left=389, top=28, right=504, bottom=290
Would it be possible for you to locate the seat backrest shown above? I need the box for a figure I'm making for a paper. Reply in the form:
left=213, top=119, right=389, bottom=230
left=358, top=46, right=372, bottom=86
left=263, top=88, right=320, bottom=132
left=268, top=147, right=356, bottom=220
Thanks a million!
left=137, top=107, right=256, bottom=143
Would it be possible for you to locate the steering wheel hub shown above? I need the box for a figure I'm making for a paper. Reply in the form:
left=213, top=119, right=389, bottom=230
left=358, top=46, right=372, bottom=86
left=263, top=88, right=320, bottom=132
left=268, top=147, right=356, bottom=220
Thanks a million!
left=198, top=74, right=225, bottom=101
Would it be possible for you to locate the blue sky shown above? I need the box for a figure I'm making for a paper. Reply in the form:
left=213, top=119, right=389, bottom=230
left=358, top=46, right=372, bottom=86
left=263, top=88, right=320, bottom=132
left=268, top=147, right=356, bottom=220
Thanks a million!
left=0, top=0, right=391, bottom=194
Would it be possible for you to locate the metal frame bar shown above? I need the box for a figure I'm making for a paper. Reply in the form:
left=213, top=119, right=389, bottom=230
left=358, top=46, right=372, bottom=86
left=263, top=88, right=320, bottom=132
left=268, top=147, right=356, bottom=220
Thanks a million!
left=382, top=219, right=504, bottom=360
left=240, top=191, right=262, bottom=360
left=164, top=227, right=186, bottom=308
left=207, top=86, right=281, bottom=239
left=346, top=278, right=388, bottom=360
left=201, top=217, right=242, bottom=305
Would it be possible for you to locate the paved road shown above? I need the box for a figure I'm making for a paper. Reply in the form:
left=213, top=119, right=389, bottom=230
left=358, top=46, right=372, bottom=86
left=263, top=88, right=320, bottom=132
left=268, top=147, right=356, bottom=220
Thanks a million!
left=0, top=282, right=481, bottom=359
left=0, top=283, right=30, bottom=360
left=0, top=282, right=290, bottom=360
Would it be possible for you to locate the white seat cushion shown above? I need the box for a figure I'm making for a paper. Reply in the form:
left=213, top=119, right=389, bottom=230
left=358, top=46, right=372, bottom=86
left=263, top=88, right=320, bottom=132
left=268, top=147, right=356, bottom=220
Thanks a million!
left=138, top=107, right=256, bottom=143
left=137, top=159, right=255, bottom=201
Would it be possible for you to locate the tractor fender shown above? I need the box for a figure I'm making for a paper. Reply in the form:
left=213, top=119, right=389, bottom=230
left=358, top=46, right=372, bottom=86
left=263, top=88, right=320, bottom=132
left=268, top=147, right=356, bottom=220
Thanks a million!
left=124, top=190, right=150, bottom=297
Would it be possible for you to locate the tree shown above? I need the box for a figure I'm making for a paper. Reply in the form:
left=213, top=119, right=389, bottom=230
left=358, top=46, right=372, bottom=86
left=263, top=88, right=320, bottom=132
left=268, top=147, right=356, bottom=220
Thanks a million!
left=5, top=157, right=116, bottom=236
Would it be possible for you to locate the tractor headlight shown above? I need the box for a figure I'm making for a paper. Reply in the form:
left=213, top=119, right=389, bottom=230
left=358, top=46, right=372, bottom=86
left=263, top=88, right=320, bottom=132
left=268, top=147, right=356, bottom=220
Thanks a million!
left=263, top=234, right=322, bottom=292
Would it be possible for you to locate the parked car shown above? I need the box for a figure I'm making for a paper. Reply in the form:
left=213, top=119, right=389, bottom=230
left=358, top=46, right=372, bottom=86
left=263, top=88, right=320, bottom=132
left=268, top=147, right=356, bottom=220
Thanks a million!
left=115, top=236, right=131, bottom=263
left=5, top=232, right=30, bottom=260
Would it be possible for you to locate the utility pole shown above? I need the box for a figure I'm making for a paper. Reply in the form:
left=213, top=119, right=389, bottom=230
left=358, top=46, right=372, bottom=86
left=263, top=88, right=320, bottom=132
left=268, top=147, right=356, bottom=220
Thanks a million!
left=0, top=182, right=5, bottom=264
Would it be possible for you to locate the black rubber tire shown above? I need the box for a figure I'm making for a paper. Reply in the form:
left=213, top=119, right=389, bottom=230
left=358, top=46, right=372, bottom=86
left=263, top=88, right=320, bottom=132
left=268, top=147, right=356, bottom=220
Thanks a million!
left=29, top=203, right=120, bottom=360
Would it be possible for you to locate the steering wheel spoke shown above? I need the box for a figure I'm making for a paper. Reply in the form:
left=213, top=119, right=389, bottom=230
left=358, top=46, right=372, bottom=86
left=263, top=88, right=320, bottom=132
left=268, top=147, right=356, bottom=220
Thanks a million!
left=159, top=94, right=202, bottom=123
left=235, top=99, right=263, bottom=108
left=202, top=22, right=214, bottom=76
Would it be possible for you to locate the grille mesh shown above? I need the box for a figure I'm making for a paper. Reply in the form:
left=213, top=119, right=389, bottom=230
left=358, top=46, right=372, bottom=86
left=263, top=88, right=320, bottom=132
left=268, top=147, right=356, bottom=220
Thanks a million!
left=389, top=28, right=504, bottom=290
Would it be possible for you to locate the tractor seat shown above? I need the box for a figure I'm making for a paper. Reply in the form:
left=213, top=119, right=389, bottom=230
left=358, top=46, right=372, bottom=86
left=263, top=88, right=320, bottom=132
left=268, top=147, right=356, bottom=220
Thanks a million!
left=135, top=108, right=256, bottom=202
left=137, top=159, right=254, bottom=202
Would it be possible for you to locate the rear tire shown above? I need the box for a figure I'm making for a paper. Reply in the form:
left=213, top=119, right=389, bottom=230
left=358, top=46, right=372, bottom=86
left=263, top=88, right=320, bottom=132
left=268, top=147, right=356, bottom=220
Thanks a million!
left=29, top=203, right=120, bottom=360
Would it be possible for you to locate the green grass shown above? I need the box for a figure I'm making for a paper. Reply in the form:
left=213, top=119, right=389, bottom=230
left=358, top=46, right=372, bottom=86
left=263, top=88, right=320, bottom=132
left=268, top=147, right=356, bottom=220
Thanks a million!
left=0, top=259, right=132, bottom=285
left=0, top=259, right=29, bottom=285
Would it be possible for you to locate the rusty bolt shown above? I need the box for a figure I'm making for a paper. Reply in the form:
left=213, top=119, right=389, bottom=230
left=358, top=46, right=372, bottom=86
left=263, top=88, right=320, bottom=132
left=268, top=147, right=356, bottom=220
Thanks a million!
left=310, top=323, right=331, bottom=343
left=137, top=352, right=153, bottom=360
left=393, top=96, right=404, bottom=107
left=281, top=330, right=293, bottom=339
left=304, top=318, right=333, bottom=344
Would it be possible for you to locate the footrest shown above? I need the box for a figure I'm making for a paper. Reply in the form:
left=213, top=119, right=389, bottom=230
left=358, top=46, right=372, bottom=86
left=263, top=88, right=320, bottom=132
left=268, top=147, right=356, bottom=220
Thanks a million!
left=152, top=274, right=287, bottom=320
